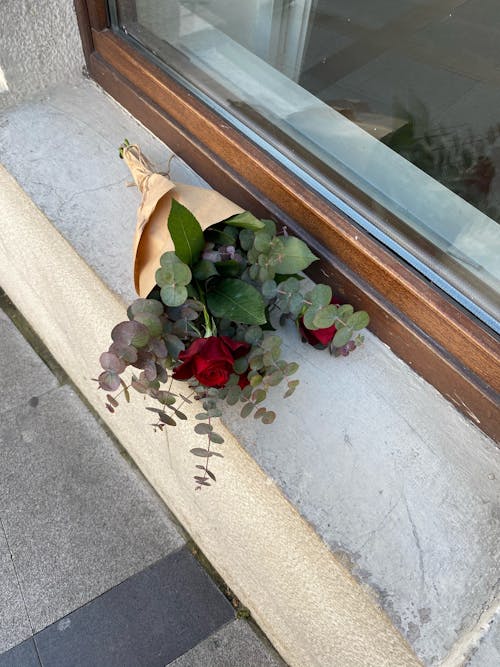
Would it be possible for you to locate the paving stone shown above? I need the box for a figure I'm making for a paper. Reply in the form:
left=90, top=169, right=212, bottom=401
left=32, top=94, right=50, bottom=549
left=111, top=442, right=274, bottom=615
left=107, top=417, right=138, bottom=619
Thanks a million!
left=170, top=620, right=285, bottom=666
left=0, top=310, right=57, bottom=415
left=0, top=385, right=183, bottom=632
left=0, top=528, right=31, bottom=653
left=0, top=639, right=40, bottom=667
left=34, top=548, right=234, bottom=667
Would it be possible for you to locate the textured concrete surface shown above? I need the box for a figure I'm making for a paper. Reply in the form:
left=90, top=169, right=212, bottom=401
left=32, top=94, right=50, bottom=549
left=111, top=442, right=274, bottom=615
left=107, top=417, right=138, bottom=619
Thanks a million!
left=0, top=81, right=496, bottom=665
left=226, top=320, right=500, bottom=665
left=0, top=162, right=420, bottom=667
left=0, top=384, right=183, bottom=633
left=0, top=528, right=32, bottom=653
left=0, top=0, right=83, bottom=111
left=0, top=81, right=206, bottom=303
left=170, top=620, right=285, bottom=666
left=466, top=608, right=500, bottom=667
left=0, top=308, right=58, bottom=414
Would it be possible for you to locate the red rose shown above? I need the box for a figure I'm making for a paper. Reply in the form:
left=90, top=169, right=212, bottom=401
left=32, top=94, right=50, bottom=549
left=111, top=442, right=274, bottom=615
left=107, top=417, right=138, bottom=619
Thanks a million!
left=173, top=336, right=250, bottom=388
left=299, top=297, right=341, bottom=348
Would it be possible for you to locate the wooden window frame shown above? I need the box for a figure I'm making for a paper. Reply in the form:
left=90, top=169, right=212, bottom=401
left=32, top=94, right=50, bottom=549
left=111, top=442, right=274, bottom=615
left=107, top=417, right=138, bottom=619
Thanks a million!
left=75, top=0, right=499, bottom=443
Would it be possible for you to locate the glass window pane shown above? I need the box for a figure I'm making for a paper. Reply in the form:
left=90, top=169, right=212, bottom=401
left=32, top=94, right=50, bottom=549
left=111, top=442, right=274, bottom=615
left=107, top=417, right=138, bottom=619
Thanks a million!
left=110, top=0, right=500, bottom=329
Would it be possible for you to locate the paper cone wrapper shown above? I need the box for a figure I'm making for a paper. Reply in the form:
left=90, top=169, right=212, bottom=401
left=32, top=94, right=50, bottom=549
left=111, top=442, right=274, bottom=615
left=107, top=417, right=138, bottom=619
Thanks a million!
left=123, top=145, right=244, bottom=296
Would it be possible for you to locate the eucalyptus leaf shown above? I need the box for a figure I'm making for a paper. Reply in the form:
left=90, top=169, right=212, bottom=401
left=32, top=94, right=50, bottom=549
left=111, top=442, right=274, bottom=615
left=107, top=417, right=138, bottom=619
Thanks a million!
left=332, top=326, right=354, bottom=347
left=129, top=298, right=164, bottom=317
left=240, top=403, right=254, bottom=418
left=335, top=304, right=354, bottom=321
left=254, top=231, right=272, bottom=253
left=261, top=280, right=278, bottom=299
left=239, top=229, right=255, bottom=251
left=272, top=237, right=318, bottom=274
left=195, top=423, right=213, bottom=435
left=312, top=305, right=337, bottom=329
left=261, top=411, right=276, bottom=424
left=244, top=325, right=263, bottom=345
left=190, top=448, right=214, bottom=458
left=347, top=310, right=370, bottom=330
left=307, top=284, right=332, bottom=307
left=160, top=284, right=188, bottom=307
left=303, top=306, right=319, bottom=330
left=132, top=312, right=162, bottom=337
left=207, top=279, right=266, bottom=325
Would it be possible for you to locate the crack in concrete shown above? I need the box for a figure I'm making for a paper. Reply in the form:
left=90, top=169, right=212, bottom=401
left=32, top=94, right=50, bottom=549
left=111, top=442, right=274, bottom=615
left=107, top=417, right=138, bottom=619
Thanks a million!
left=404, top=495, right=426, bottom=593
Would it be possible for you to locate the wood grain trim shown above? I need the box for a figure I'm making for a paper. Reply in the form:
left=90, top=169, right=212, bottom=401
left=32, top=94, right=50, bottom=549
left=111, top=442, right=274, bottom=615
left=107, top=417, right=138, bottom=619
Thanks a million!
left=86, top=0, right=108, bottom=31
left=73, top=0, right=96, bottom=67
left=92, top=29, right=500, bottom=391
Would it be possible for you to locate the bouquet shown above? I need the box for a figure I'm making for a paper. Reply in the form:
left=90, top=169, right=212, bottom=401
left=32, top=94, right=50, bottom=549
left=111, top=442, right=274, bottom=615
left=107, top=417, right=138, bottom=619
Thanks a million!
left=98, top=144, right=369, bottom=489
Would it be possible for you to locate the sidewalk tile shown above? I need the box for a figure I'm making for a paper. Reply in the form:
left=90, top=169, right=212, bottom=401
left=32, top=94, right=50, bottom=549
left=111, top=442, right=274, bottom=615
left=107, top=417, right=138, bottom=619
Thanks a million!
left=34, top=548, right=234, bottom=667
left=0, top=530, right=31, bottom=653
left=170, top=620, right=285, bottom=666
left=0, top=311, right=57, bottom=415
left=0, top=639, right=39, bottom=667
left=0, top=385, right=183, bottom=632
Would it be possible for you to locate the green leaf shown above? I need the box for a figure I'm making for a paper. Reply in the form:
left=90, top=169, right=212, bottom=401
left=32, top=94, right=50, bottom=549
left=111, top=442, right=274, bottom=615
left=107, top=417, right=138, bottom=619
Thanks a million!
left=239, top=229, right=255, bottom=251
left=168, top=199, right=205, bottom=266
left=335, top=304, right=354, bottom=320
left=284, top=362, right=299, bottom=376
left=128, top=298, right=164, bottom=317
left=312, top=305, right=337, bottom=329
left=332, top=326, right=354, bottom=347
left=261, top=280, right=278, bottom=299
left=233, top=357, right=248, bottom=374
left=252, top=389, right=266, bottom=404
left=266, top=370, right=284, bottom=386
left=207, top=279, right=266, bottom=325
left=254, top=231, right=272, bottom=253
left=302, top=306, right=319, bottom=330
left=193, top=260, right=218, bottom=281
left=160, top=284, right=188, bottom=307
left=347, top=310, right=370, bottom=330
left=272, top=237, right=318, bottom=274
left=208, top=432, right=225, bottom=444
left=190, top=448, right=214, bottom=457
left=132, top=312, right=162, bottom=337
left=284, top=379, right=299, bottom=398
left=215, top=260, right=243, bottom=277
left=240, top=403, right=254, bottom=418
left=244, top=325, right=263, bottom=345
left=225, top=211, right=265, bottom=230
left=195, top=423, right=213, bottom=435
left=307, top=284, right=332, bottom=308
left=226, top=385, right=241, bottom=405
left=261, top=219, right=277, bottom=236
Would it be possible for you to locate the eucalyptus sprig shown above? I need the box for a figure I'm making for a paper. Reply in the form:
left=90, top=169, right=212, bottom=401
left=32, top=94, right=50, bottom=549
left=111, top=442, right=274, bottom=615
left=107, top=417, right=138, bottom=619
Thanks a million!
left=98, top=199, right=369, bottom=489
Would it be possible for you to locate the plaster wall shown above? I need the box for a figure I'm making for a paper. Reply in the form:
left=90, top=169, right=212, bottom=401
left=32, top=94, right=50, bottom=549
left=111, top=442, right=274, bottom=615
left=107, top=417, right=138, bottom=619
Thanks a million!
left=0, top=0, right=84, bottom=111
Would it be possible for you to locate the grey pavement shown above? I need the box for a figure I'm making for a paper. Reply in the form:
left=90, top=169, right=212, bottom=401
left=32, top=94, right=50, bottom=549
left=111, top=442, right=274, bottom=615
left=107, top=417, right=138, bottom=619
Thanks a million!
left=0, top=295, right=284, bottom=666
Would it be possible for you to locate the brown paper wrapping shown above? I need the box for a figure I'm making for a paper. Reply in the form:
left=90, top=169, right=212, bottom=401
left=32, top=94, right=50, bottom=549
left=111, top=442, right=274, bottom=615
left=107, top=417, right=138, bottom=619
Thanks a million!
left=123, top=145, right=244, bottom=297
